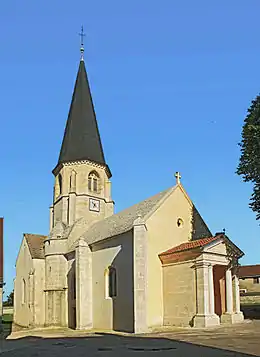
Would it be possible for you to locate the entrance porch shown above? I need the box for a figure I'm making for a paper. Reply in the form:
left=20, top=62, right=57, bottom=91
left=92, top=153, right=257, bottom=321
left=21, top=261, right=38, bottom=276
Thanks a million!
left=159, top=234, right=245, bottom=328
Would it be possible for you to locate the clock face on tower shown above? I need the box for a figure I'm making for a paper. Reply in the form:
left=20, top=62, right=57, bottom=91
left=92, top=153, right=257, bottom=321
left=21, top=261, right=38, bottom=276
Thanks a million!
left=89, top=198, right=100, bottom=212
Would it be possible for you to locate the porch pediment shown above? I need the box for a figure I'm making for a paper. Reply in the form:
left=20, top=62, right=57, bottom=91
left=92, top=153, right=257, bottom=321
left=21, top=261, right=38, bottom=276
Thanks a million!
left=202, top=236, right=244, bottom=262
left=202, top=239, right=227, bottom=255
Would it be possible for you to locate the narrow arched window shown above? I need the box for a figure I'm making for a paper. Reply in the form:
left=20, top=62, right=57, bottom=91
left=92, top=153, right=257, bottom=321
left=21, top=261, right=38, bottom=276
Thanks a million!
left=22, top=278, right=26, bottom=305
left=108, top=266, right=117, bottom=298
left=58, top=174, right=63, bottom=195
left=70, top=170, right=77, bottom=191
left=88, top=171, right=99, bottom=193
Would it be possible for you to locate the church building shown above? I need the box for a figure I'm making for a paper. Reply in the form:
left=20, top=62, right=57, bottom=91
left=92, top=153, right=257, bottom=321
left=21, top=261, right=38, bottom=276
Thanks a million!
left=14, top=44, right=245, bottom=333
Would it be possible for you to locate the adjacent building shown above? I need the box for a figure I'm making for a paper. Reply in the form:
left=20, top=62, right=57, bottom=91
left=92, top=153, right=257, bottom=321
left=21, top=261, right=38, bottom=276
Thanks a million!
left=239, top=265, right=260, bottom=290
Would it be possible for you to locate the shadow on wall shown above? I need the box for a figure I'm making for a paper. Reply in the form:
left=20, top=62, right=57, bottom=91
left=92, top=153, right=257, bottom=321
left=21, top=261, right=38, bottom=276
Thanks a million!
left=191, top=206, right=212, bottom=241
left=67, top=259, right=76, bottom=329
left=1, top=332, right=254, bottom=356
left=110, top=239, right=134, bottom=333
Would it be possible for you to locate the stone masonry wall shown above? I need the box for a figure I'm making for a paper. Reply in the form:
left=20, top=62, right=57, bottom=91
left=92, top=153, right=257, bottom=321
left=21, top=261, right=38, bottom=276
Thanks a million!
left=163, top=261, right=196, bottom=327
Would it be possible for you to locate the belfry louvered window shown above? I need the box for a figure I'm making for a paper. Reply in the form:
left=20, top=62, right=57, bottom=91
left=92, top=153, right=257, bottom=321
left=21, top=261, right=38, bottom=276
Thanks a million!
left=88, top=171, right=99, bottom=192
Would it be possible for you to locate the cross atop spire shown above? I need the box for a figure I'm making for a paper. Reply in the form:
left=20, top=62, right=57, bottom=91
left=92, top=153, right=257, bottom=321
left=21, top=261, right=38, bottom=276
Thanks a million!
left=175, top=171, right=181, bottom=185
left=79, top=26, right=86, bottom=61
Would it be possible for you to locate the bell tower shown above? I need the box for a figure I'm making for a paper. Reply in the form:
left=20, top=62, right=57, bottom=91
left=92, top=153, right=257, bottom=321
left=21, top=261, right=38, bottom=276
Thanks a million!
left=50, top=41, right=114, bottom=231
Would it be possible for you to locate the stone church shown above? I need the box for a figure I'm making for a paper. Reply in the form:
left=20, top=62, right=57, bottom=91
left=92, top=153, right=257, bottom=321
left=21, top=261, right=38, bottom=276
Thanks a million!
left=14, top=47, right=245, bottom=333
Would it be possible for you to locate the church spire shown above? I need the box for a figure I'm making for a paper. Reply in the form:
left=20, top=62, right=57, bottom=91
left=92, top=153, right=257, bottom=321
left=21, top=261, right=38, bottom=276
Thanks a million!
left=56, top=34, right=109, bottom=174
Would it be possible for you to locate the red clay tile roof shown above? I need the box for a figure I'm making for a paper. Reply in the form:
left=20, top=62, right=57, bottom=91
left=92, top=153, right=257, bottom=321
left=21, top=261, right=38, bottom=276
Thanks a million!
left=159, top=235, right=222, bottom=257
left=160, top=250, right=202, bottom=265
left=24, top=233, right=46, bottom=259
left=238, top=265, right=260, bottom=278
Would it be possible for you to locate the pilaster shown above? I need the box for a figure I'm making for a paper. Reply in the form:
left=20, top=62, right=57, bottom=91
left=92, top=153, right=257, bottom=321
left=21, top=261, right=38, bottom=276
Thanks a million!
left=75, top=239, right=93, bottom=330
left=68, top=192, right=76, bottom=225
left=49, top=206, right=54, bottom=231
left=133, top=216, right=148, bottom=333
left=68, top=171, right=77, bottom=226
left=28, top=270, right=35, bottom=327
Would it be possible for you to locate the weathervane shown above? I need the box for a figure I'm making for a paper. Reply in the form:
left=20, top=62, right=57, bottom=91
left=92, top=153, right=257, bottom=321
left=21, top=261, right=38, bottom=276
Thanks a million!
left=79, top=26, right=86, bottom=60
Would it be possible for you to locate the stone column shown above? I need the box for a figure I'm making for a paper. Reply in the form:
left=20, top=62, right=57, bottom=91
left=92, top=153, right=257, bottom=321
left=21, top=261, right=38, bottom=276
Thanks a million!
left=133, top=216, right=148, bottom=333
left=193, top=262, right=220, bottom=328
left=234, top=275, right=241, bottom=313
left=221, top=268, right=244, bottom=324
left=208, top=265, right=215, bottom=315
left=233, top=274, right=244, bottom=322
left=75, top=239, right=93, bottom=330
left=226, top=269, right=233, bottom=313
left=196, top=262, right=209, bottom=316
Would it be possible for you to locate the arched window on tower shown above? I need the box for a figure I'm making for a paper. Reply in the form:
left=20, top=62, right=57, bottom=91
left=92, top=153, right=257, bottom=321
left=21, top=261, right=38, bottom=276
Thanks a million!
left=58, top=174, right=63, bottom=195
left=88, top=171, right=99, bottom=193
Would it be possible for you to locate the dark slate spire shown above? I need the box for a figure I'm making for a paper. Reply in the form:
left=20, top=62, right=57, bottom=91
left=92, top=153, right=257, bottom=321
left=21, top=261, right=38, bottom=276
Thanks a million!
left=57, top=58, right=107, bottom=169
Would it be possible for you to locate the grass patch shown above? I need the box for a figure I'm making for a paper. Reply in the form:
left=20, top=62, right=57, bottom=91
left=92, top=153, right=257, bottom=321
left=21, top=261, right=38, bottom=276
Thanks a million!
left=3, top=314, right=13, bottom=323
left=1, top=314, right=13, bottom=337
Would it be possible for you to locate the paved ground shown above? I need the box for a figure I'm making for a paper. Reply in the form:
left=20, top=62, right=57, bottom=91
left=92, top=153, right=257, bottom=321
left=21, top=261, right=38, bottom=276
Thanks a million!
left=0, top=320, right=259, bottom=356
left=147, top=320, right=260, bottom=356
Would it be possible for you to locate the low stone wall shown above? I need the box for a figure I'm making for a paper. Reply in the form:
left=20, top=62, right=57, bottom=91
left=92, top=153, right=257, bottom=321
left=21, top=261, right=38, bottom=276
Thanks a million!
left=241, top=294, right=260, bottom=319
left=241, top=294, right=260, bottom=305
left=3, top=306, right=13, bottom=315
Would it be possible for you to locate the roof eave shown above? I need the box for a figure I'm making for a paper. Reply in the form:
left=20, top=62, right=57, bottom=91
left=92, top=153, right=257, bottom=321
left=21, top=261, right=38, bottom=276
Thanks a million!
left=239, top=274, right=260, bottom=279
left=52, top=160, right=112, bottom=178
left=159, top=245, right=202, bottom=258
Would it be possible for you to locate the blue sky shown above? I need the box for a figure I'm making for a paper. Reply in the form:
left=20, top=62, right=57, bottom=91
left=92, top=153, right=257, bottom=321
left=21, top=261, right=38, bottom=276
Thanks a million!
left=1, top=1, right=260, bottom=297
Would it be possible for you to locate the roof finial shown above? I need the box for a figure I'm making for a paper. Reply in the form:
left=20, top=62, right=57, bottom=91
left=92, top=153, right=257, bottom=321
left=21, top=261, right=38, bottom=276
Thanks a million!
left=174, top=171, right=181, bottom=185
left=79, top=25, right=86, bottom=61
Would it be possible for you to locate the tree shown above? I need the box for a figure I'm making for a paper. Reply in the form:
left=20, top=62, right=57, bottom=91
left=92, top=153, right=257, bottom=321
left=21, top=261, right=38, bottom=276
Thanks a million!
left=3, top=290, right=14, bottom=307
left=237, top=95, right=260, bottom=220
